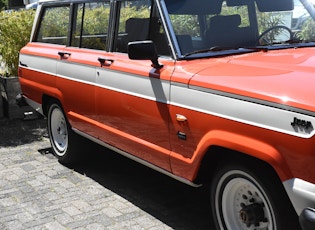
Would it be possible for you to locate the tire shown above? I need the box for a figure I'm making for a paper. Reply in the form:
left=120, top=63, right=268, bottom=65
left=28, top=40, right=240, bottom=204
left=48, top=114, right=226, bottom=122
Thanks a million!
left=47, top=102, right=80, bottom=165
left=210, top=163, right=300, bottom=230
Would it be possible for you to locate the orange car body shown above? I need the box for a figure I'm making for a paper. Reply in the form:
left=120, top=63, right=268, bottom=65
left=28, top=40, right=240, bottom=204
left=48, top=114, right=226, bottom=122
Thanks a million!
left=20, top=42, right=315, bottom=183
left=18, top=0, right=315, bottom=222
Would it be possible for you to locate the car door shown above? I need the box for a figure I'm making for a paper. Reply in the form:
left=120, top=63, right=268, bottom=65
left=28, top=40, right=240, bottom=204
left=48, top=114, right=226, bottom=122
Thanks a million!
left=56, top=1, right=111, bottom=136
left=95, top=0, right=174, bottom=171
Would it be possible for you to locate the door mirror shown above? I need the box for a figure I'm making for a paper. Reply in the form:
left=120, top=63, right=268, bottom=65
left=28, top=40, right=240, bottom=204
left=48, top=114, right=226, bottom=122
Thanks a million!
left=128, top=41, right=163, bottom=69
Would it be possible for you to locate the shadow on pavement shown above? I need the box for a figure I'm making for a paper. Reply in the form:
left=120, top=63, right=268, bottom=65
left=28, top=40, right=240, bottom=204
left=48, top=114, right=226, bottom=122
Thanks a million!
left=0, top=117, right=48, bottom=147
left=69, top=143, right=215, bottom=229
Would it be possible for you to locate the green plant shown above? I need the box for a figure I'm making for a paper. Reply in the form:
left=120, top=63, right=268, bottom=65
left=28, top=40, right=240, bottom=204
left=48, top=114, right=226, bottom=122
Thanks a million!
left=257, top=12, right=284, bottom=40
left=0, top=0, right=8, bottom=10
left=170, top=14, right=200, bottom=36
left=298, top=18, right=315, bottom=41
left=0, top=10, right=35, bottom=77
left=79, top=5, right=111, bottom=50
left=119, top=4, right=150, bottom=32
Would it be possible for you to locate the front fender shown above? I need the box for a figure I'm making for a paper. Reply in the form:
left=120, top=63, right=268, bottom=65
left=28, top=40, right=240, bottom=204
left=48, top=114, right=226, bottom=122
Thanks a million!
left=170, top=130, right=292, bottom=182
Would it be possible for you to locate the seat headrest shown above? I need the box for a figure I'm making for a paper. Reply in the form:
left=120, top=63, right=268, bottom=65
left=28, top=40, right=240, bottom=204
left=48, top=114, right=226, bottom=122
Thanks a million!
left=210, top=14, right=241, bottom=29
left=125, top=18, right=150, bottom=41
left=126, top=18, right=150, bottom=32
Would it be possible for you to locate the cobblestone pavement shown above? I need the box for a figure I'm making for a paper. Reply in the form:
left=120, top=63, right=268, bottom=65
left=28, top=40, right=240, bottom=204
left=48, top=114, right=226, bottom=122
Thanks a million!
left=0, top=118, right=214, bottom=230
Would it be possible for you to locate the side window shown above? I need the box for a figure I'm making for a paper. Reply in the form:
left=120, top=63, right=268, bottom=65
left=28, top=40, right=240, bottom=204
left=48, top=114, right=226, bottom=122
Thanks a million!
left=169, top=14, right=200, bottom=54
left=114, top=0, right=170, bottom=56
left=35, top=5, right=70, bottom=45
left=171, top=15, right=200, bottom=37
left=72, top=2, right=110, bottom=50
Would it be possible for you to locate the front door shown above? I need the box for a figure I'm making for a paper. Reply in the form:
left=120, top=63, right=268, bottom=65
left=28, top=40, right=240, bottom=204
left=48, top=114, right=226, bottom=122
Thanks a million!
left=95, top=0, right=174, bottom=171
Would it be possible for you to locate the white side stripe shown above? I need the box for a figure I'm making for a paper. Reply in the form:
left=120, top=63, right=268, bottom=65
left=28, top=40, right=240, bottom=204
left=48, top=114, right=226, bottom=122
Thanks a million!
left=95, top=68, right=170, bottom=103
left=171, top=85, right=315, bottom=138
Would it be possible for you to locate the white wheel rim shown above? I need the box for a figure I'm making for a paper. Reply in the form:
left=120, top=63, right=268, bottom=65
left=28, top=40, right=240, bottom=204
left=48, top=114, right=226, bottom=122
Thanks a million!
left=215, top=170, right=276, bottom=230
left=50, top=106, right=68, bottom=156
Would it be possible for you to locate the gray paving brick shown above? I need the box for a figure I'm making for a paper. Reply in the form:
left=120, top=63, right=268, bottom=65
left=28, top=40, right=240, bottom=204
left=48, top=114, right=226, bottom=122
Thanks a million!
left=54, top=213, right=74, bottom=225
left=0, top=132, right=174, bottom=229
left=86, top=223, right=106, bottom=230
left=44, top=221, right=67, bottom=230
left=0, top=118, right=213, bottom=229
left=3, top=220, right=24, bottom=230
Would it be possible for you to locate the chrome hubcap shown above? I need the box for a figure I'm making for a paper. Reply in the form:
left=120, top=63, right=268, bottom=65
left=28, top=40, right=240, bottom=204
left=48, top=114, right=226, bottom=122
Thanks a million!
left=50, top=107, right=68, bottom=155
left=216, top=170, right=276, bottom=230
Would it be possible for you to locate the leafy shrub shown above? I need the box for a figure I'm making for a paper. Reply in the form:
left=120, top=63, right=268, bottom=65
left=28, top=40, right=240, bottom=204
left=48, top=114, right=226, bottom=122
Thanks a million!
left=41, top=7, right=69, bottom=37
left=78, top=5, right=111, bottom=50
left=298, top=18, right=315, bottom=41
left=170, top=15, right=200, bottom=37
left=0, top=0, right=7, bottom=10
left=0, top=10, right=35, bottom=76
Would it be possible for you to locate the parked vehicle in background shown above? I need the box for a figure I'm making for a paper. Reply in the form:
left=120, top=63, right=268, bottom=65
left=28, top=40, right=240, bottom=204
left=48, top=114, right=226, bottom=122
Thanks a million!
left=292, top=0, right=314, bottom=32
left=18, top=0, right=315, bottom=229
left=23, top=0, right=38, bottom=9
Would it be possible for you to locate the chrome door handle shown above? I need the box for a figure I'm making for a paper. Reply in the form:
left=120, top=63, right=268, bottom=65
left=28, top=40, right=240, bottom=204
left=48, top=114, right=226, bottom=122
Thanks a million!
left=19, top=61, right=28, bottom=67
left=98, top=57, right=114, bottom=67
left=58, top=51, right=71, bottom=58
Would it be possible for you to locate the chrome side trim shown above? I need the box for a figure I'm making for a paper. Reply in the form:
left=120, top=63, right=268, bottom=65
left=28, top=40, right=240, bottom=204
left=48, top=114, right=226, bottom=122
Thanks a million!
left=73, top=128, right=202, bottom=188
left=283, top=178, right=315, bottom=215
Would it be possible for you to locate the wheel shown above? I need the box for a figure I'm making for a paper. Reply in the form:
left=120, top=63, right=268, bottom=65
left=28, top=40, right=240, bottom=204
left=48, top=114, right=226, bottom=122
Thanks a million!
left=210, top=163, right=300, bottom=230
left=47, top=102, right=80, bottom=164
left=258, top=25, right=293, bottom=45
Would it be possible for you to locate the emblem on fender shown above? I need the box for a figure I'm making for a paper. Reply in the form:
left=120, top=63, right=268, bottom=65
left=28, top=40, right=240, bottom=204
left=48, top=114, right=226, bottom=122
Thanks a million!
left=291, top=117, right=313, bottom=130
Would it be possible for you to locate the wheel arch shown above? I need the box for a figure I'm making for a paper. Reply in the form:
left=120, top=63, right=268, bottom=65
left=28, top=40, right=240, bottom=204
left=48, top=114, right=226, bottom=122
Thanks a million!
left=42, top=94, right=64, bottom=117
left=193, top=131, right=292, bottom=185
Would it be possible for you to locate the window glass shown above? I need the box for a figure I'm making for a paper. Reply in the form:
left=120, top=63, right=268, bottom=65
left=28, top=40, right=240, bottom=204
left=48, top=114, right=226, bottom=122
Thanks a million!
left=170, top=15, right=200, bottom=37
left=217, top=4, right=250, bottom=28
left=35, top=6, right=70, bottom=45
left=114, top=0, right=170, bottom=56
left=165, top=0, right=315, bottom=56
left=114, top=1, right=151, bottom=53
left=72, top=2, right=110, bottom=50
left=167, top=3, right=251, bottom=55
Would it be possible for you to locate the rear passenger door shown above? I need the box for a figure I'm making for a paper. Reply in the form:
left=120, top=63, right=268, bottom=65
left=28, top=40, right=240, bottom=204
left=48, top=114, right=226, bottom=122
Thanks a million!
left=95, top=0, right=174, bottom=171
left=56, top=1, right=111, bottom=135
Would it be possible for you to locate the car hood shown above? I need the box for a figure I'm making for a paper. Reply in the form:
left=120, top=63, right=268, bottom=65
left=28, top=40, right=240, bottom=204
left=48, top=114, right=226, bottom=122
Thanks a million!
left=188, top=48, right=315, bottom=113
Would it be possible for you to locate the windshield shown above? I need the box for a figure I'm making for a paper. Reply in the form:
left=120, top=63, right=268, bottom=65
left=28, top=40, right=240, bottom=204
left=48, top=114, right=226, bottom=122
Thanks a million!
left=163, top=0, right=315, bottom=57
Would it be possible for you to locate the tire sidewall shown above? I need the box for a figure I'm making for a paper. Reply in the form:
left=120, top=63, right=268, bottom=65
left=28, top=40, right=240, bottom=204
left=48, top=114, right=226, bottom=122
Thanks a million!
left=47, top=103, right=69, bottom=159
left=210, top=164, right=285, bottom=230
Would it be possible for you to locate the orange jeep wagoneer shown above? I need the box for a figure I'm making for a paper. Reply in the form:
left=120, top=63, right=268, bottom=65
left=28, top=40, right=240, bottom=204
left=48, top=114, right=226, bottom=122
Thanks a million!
left=18, top=0, right=315, bottom=229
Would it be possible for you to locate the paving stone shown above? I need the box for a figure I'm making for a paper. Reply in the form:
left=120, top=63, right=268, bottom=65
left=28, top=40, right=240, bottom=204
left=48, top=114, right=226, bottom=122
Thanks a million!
left=44, top=221, right=67, bottom=230
left=0, top=118, right=213, bottom=229
left=86, top=223, right=106, bottom=230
